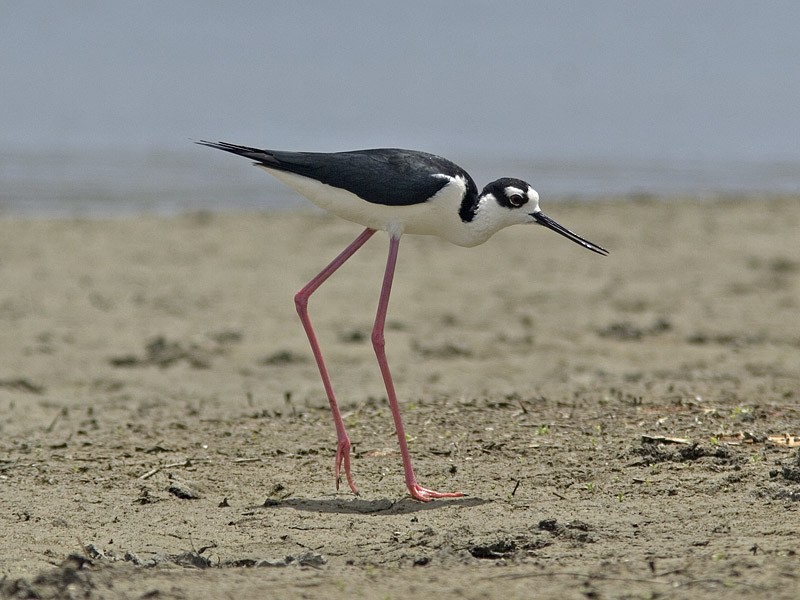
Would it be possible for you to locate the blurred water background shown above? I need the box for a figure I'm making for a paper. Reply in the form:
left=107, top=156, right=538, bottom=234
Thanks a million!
left=2, top=1, right=799, bottom=217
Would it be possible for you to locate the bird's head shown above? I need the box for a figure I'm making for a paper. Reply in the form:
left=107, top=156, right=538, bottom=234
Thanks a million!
left=479, top=178, right=608, bottom=256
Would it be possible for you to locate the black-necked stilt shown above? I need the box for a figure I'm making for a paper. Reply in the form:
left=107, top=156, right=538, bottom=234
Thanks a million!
left=199, top=141, right=608, bottom=502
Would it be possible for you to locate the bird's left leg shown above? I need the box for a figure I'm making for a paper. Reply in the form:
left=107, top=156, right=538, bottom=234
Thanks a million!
left=295, top=227, right=377, bottom=495
left=371, top=234, right=465, bottom=502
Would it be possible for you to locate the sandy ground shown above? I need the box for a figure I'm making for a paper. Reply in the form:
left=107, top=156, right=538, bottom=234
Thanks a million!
left=1, top=197, right=799, bottom=599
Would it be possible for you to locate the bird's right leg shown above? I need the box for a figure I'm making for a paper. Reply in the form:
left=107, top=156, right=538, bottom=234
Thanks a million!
left=294, top=227, right=377, bottom=495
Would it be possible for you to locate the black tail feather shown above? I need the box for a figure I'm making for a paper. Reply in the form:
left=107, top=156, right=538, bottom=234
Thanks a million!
left=196, top=140, right=279, bottom=167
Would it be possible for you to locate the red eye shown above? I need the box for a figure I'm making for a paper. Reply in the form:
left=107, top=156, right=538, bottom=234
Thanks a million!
left=509, top=194, right=526, bottom=207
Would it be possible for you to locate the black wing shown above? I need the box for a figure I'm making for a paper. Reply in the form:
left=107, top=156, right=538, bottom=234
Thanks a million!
left=197, top=141, right=478, bottom=207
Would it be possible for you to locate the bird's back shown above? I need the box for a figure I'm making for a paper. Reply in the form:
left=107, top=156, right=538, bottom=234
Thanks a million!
left=201, top=142, right=476, bottom=207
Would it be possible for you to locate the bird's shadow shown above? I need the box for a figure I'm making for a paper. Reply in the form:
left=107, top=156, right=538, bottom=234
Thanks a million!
left=257, top=495, right=489, bottom=515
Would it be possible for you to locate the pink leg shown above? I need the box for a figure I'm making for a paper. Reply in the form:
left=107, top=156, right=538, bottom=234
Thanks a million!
left=372, top=235, right=464, bottom=502
left=295, top=227, right=377, bottom=495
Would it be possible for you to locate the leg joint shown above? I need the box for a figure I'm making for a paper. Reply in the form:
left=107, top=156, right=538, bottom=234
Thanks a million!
left=371, top=328, right=385, bottom=349
left=294, top=292, right=308, bottom=314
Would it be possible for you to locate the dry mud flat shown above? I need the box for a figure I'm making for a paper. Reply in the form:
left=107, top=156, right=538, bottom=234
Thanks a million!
left=1, top=197, right=799, bottom=599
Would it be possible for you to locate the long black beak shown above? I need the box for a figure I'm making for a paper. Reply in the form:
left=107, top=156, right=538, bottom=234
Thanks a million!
left=532, top=211, right=609, bottom=256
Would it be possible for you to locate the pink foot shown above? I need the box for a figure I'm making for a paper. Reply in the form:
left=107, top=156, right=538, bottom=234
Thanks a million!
left=335, top=436, right=359, bottom=495
left=407, top=483, right=465, bottom=503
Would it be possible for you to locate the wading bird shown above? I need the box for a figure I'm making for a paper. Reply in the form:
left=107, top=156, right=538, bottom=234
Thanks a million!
left=199, top=141, right=608, bottom=501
